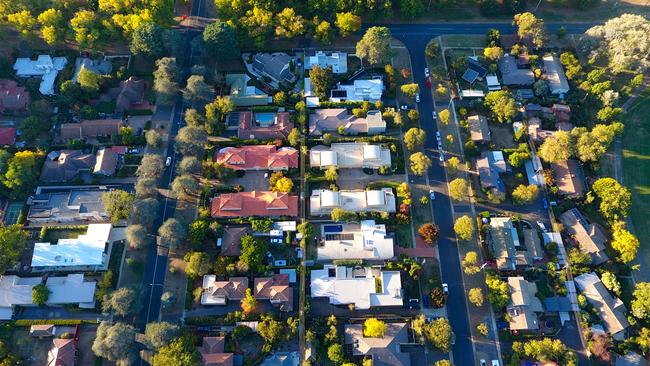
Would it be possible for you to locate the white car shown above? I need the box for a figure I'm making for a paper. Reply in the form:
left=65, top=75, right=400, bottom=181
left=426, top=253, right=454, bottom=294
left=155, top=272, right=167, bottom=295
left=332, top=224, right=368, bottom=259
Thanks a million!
left=400, top=105, right=409, bottom=111
left=436, top=131, right=441, bottom=141
left=480, top=360, right=487, bottom=366
left=415, top=94, right=420, bottom=103
left=424, top=67, right=430, bottom=77
left=491, top=361, right=500, bottom=366
left=439, top=153, right=445, bottom=162
left=165, top=156, right=172, bottom=166
left=432, top=110, right=437, bottom=119
left=442, top=283, right=449, bottom=294
left=429, top=190, right=435, bottom=200
left=437, top=141, right=443, bottom=151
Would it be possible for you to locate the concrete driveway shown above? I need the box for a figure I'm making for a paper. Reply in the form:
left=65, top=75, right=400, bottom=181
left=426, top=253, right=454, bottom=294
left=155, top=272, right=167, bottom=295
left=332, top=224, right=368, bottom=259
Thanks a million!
left=234, top=171, right=271, bottom=191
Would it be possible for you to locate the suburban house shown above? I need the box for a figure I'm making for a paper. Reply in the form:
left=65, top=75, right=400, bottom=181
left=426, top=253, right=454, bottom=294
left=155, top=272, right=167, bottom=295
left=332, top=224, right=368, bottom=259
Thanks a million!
left=31, top=224, right=115, bottom=272
left=0, top=79, right=30, bottom=113
left=0, top=126, right=16, bottom=145
left=477, top=151, right=507, bottom=196
left=507, top=277, right=544, bottom=332
left=235, top=111, right=292, bottom=140
left=60, top=119, right=123, bottom=141
left=115, top=76, right=147, bottom=112
left=310, top=143, right=391, bottom=170
left=13, top=55, right=67, bottom=95
left=574, top=272, right=629, bottom=341
left=462, top=57, right=488, bottom=84
left=198, top=336, right=234, bottom=366
left=219, top=226, right=252, bottom=256
left=48, top=338, right=76, bottom=366
left=616, top=352, right=649, bottom=366
left=543, top=55, right=570, bottom=96
left=225, top=73, right=270, bottom=106
left=498, top=55, right=534, bottom=86
left=201, top=276, right=249, bottom=305
left=310, top=188, right=397, bottom=216
left=211, top=191, right=298, bottom=218
left=552, top=103, right=572, bottom=125
left=215, top=145, right=298, bottom=171
left=94, top=147, right=118, bottom=176
left=310, top=265, right=403, bottom=309
left=27, top=185, right=111, bottom=225
left=487, top=74, right=501, bottom=91
left=306, top=51, right=348, bottom=73
left=30, top=324, right=56, bottom=337
left=72, top=57, right=112, bottom=82
left=260, top=352, right=300, bottom=366
left=252, top=53, right=297, bottom=84
left=0, top=274, right=96, bottom=320
left=468, top=115, right=491, bottom=143
left=254, top=274, right=293, bottom=312
left=560, top=208, right=609, bottom=265
left=344, top=322, right=412, bottom=366
left=40, top=150, right=94, bottom=182
left=488, top=217, right=543, bottom=270
left=551, top=160, right=585, bottom=197
left=309, top=109, right=386, bottom=136
left=330, top=79, right=384, bottom=103
left=316, top=220, right=395, bottom=261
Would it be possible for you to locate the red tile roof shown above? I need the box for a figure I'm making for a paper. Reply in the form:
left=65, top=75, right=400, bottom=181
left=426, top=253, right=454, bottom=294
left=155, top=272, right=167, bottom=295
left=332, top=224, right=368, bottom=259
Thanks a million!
left=110, top=145, right=127, bottom=154
left=0, top=79, right=30, bottom=112
left=215, top=145, right=298, bottom=170
left=49, top=338, right=76, bottom=366
left=60, top=119, right=122, bottom=140
left=254, top=274, right=293, bottom=311
left=199, top=337, right=233, bottom=366
left=0, top=127, right=16, bottom=145
left=237, top=111, right=292, bottom=140
left=211, top=191, right=298, bottom=218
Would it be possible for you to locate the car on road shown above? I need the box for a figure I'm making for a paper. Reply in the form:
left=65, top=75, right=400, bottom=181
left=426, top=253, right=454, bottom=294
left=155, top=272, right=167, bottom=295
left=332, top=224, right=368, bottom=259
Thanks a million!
left=426, top=79, right=432, bottom=88
left=542, top=197, right=549, bottom=209
left=415, top=94, right=420, bottom=103
left=536, top=221, right=548, bottom=233
left=424, top=67, right=430, bottom=77
left=295, top=247, right=303, bottom=259
left=436, top=131, right=441, bottom=140
left=492, top=361, right=500, bottom=366
left=480, top=360, right=487, bottom=366
left=128, top=148, right=140, bottom=154
left=442, top=283, right=449, bottom=294
left=400, top=105, right=409, bottom=111
left=437, top=141, right=443, bottom=151
left=429, top=189, right=435, bottom=200
left=432, top=111, right=437, bottom=119
left=270, top=238, right=283, bottom=244
left=165, top=156, right=172, bottom=166
left=439, top=153, right=445, bottom=162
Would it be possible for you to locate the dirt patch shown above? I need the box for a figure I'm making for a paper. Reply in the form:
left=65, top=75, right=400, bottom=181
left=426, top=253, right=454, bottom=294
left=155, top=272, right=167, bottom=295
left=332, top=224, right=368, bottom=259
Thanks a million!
left=77, top=325, right=98, bottom=366
left=488, top=123, right=517, bottom=149
left=12, top=329, right=50, bottom=365
left=161, top=256, right=188, bottom=320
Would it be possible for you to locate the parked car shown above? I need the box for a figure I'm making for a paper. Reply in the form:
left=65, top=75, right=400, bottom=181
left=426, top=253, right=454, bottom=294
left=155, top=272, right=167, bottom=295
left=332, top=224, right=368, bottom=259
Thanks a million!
left=165, top=156, right=172, bottom=166
left=424, top=67, right=430, bottom=77
left=436, top=131, right=441, bottom=140
left=128, top=148, right=140, bottom=154
left=426, top=79, right=432, bottom=88
left=429, top=190, right=436, bottom=200
left=536, top=221, right=548, bottom=233
left=480, top=360, right=487, bottom=366
left=400, top=105, right=409, bottom=111
left=270, top=238, right=283, bottom=244
left=415, top=94, right=420, bottom=103
left=437, top=141, right=443, bottom=151
left=442, top=283, right=449, bottom=294
left=439, top=153, right=445, bottom=162
left=295, top=247, right=303, bottom=259
left=491, top=361, right=500, bottom=366
left=542, top=197, right=549, bottom=209
left=432, top=111, right=437, bottom=119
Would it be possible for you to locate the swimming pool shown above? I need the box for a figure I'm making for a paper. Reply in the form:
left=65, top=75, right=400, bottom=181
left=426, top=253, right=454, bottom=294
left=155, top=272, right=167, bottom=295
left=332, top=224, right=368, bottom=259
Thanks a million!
left=254, top=112, right=276, bottom=127
left=323, top=224, right=343, bottom=233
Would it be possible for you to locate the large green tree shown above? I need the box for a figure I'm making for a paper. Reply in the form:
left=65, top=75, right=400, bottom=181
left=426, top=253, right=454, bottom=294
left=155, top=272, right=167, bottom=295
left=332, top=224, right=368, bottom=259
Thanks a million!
left=130, top=22, right=163, bottom=57
left=513, top=12, right=547, bottom=48
left=356, top=26, right=392, bottom=65
left=152, top=335, right=200, bottom=366
left=0, top=225, right=28, bottom=274
left=239, top=235, right=268, bottom=273
left=591, top=177, right=632, bottom=221
left=203, top=21, right=240, bottom=61
left=585, top=14, right=650, bottom=73
left=309, top=65, right=334, bottom=100
left=484, top=90, right=516, bottom=123
left=92, top=322, right=137, bottom=364
left=102, top=190, right=135, bottom=223
left=3, top=151, right=41, bottom=199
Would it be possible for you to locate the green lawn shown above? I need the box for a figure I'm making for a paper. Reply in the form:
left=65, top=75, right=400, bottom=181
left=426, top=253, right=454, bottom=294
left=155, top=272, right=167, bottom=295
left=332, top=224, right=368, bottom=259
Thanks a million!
left=622, top=91, right=650, bottom=265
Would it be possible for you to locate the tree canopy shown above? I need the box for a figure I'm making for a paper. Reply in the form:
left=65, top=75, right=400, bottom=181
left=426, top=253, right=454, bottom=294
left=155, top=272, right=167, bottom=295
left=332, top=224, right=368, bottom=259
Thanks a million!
left=92, top=321, right=137, bottom=364
left=484, top=90, right=516, bottom=122
left=0, top=225, right=28, bottom=274
left=585, top=14, right=650, bottom=73
left=356, top=27, right=392, bottom=65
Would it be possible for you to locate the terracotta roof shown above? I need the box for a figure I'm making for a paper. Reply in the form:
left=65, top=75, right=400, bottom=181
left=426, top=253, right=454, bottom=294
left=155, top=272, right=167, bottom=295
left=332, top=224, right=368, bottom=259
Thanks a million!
left=208, top=277, right=249, bottom=300
left=552, top=104, right=571, bottom=124
left=49, top=338, right=76, bottom=366
left=199, top=336, right=233, bottom=366
left=0, top=127, right=16, bottom=145
left=211, top=191, right=298, bottom=218
left=0, top=79, right=30, bottom=112
left=60, top=119, right=122, bottom=140
left=215, top=145, right=298, bottom=170
left=551, top=160, right=585, bottom=197
left=238, top=111, right=292, bottom=140
left=254, top=274, right=293, bottom=311
left=221, top=226, right=251, bottom=256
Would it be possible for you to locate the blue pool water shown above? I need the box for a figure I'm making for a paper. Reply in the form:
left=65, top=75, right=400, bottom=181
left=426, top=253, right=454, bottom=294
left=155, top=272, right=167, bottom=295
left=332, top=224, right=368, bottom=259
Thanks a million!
left=323, top=225, right=343, bottom=233
left=254, top=112, right=275, bottom=127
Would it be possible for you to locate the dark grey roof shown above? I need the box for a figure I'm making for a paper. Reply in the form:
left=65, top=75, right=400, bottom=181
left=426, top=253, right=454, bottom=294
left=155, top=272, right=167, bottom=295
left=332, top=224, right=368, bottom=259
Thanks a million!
left=543, top=296, right=573, bottom=312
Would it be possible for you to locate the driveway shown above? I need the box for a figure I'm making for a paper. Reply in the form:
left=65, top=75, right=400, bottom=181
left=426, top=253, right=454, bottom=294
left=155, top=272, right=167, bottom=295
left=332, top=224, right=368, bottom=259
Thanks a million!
left=234, top=170, right=270, bottom=191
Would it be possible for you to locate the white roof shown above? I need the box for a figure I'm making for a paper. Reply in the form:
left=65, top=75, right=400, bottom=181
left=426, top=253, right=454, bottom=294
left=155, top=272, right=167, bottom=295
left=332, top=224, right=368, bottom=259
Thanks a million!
left=543, top=55, right=570, bottom=95
left=310, top=188, right=396, bottom=215
left=460, top=89, right=485, bottom=98
left=330, top=79, right=383, bottom=103
left=45, top=274, right=96, bottom=307
left=363, top=145, right=381, bottom=160
left=310, top=143, right=391, bottom=169
left=320, top=190, right=340, bottom=207
left=310, top=266, right=402, bottom=309
left=365, top=190, right=385, bottom=207
left=320, top=150, right=338, bottom=167
left=31, top=224, right=111, bottom=268
left=306, top=97, right=320, bottom=107
left=0, top=276, right=41, bottom=310
left=306, top=51, right=348, bottom=73
left=13, top=56, right=67, bottom=95
left=317, top=220, right=395, bottom=261
left=492, top=151, right=505, bottom=162
left=486, top=75, right=500, bottom=86
left=304, top=78, right=314, bottom=97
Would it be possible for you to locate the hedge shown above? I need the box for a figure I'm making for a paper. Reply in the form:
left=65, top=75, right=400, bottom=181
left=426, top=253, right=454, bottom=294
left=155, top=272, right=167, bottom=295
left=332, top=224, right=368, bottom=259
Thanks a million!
left=125, top=109, right=153, bottom=116
left=15, top=319, right=98, bottom=326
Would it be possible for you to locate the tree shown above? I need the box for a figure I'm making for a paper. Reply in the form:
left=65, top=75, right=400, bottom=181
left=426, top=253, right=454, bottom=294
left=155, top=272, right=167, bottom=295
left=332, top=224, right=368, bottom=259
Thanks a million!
left=70, top=10, right=101, bottom=49
left=399, top=0, right=425, bottom=20
left=136, top=154, right=164, bottom=179
left=185, top=252, right=211, bottom=279
left=258, top=315, right=286, bottom=352
left=511, top=184, right=539, bottom=205
left=3, top=150, right=41, bottom=199
left=92, top=322, right=137, bottom=364
left=513, top=12, right=547, bottom=48
left=314, top=19, right=332, bottom=44
left=172, top=174, right=199, bottom=199
left=272, top=177, right=294, bottom=193
left=178, top=156, right=201, bottom=175
left=462, top=251, right=480, bottom=275
left=102, top=190, right=135, bottom=223
left=635, top=328, right=650, bottom=355
left=176, top=126, right=207, bottom=157
left=7, top=10, right=36, bottom=38
left=135, top=178, right=158, bottom=198
left=330, top=208, right=357, bottom=223
left=468, top=288, right=484, bottom=307
left=520, top=338, right=577, bottom=365
left=188, top=220, right=209, bottom=248
left=400, top=83, right=420, bottom=98
left=538, top=131, right=573, bottom=163
left=60, top=80, right=83, bottom=104
left=240, top=235, right=268, bottom=273
left=486, top=28, right=501, bottom=46
left=327, top=343, right=346, bottom=364
left=159, top=218, right=187, bottom=250
left=484, top=90, right=516, bottom=123
left=126, top=224, right=149, bottom=249
left=435, top=360, right=452, bottom=366
left=145, top=322, right=179, bottom=349
left=508, top=151, right=530, bottom=167
left=448, top=178, right=468, bottom=201
left=404, top=128, right=426, bottom=150
left=425, top=41, right=441, bottom=62
left=486, top=274, right=510, bottom=309
left=240, top=6, right=274, bottom=47
left=153, top=57, right=179, bottom=105
left=410, top=152, right=431, bottom=176
left=32, top=283, right=50, bottom=306
left=430, top=287, right=447, bottom=308
left=439, top=109, right=450, bottom=125
left=130, top=22, right=163, bottom=57
left=183, top=75, right=213, bottom=105
left=288, top=128, right=300, bottom=147
left=324, top=166, right=338, bottom=181
left=240, top=288, right=257, bottom=314
left=454, top=215, right=474, bottom=241
left=407, top=109, right=420, bottom=122
left=483, top=46, right=504, bottom=61
left=145, top=129, right=163, bottom=148
left=633, top=283, right=650, bottom=319
left=151, top=335, right=200, bottom=366
left=37, top=9, right=64, bottom=45
left=102, top=287, right=142, bottom=316
left=418, top=223, right=440, bottom=244
left=611, top=227, right=639, bottom=264
left=130, top=198, right=160, bottom=228
left=585, top=14, right=650, bottom=73
left=533, top=80, right=550, bottom=97
left=77, top=68, right=102, bottom=95
left=590, top=333, right=613, bottom=365
left=205, top=96, right=235, bottom=134
left=310, top=65, right=334, bottom=100
left=592, top=177, right=632, bottom=221
left=568, top=247, right=591, bottom=272
left=364, top=318, right=387, bottom=338
left=19, top=116, right=51, bottom=143
left=203, top=22, right=239, bottom=61
left=0, top=225, right=27, bottom=275
left=335, top=12, right=361, bottom=37
left=424, top=318, right=453, bottom=352
left=356, top=27, right=392, bottom=65
left=275, top=8, right=305, bottom=38
left=601, top=271, right=621, bottom=296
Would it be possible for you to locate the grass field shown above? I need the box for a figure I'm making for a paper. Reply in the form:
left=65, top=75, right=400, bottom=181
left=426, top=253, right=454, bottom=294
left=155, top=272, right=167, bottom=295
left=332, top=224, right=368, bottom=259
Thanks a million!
left=622, top=91, right=650, bottom=252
